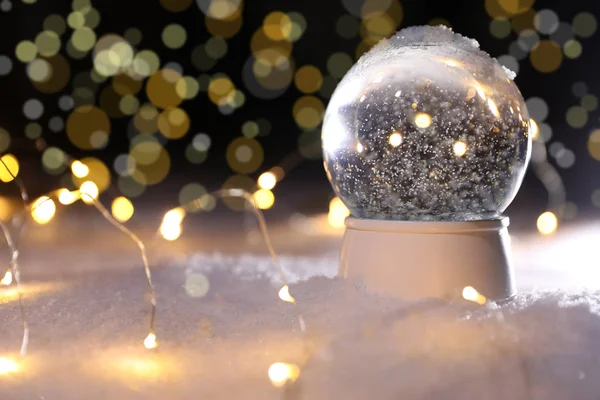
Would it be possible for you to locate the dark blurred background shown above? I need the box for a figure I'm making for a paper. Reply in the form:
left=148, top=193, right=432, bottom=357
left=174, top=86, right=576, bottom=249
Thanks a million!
left=0, top=0, right=598, bottom=232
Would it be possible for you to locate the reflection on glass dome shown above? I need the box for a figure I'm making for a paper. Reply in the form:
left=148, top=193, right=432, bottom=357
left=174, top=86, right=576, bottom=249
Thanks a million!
left=322, top=26, right=531, bottom=221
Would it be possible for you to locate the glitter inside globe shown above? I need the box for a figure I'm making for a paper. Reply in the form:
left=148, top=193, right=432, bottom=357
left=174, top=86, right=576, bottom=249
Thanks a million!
left=322, top=26, right=531, bottom=221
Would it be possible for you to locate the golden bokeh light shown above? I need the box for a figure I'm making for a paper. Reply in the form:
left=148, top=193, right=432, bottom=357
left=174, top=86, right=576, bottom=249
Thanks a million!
left=160, top=0, right=192, bottom=12
left=133, top=50, right=161, bottom=78
left=16, top=40, right=37, bottom=63
left=258, top=171, right=277, bottom=190
left=31, top=54, right=71, bottom=94
left=0, top=154, right=19, bottom=182
left=530, top=40, right=563, bottom=73
left=79, top=181, right=99, bottom=204
left=294, top=65, right=323, bottom=94
left=112, top=73, right=143, bottom=96
left=537, top=211, right=558, bottom=235
left=175, top=76, right=200, bottom=100
left=263, top=11, right=293, bottom=41
left=208, top=76, right=235, bottom=105
left=162, top=24, right=187, bottom=49
left=268, top=362, right=300, bottom=388
left=130, top=144, right=171, bottom=186
left=253, top=188, right=275, bottom=210
left=414, top=112, right=432, bottom=128
left=66, top=106, right=111, bottom=150
left=158, top=107, right=190, bottom=139
left=31, top=196, right=56, bottom=225
left=35, top=30, right=61, bottom=57
left=134, top=104, right=159, bottom=134
left=205, top=8, right=243, bottom=38
left=71, top=27, right=97, bottom=52
left=588, top=129, right=600, bottom=161
left=111, top=196, right=134, bottom=223
left=226, top=137, right=264, bottom=174
left=293, top=96, right=325, bottom=129
left=251, top=28, right=293, bottom=67
left=147, top=69, right=184, bottom=109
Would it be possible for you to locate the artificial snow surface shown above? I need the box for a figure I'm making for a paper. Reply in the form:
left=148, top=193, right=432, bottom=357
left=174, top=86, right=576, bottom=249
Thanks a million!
left=1, top=217, right=600, bottom=399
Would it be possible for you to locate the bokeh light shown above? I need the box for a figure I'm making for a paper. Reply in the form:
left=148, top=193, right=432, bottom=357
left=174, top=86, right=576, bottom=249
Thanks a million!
left=0, top=154, right=19, bottom=182
left=31, top=196, right=56, bottom=225
left=111, top=196, right=135, bottom=223
left=537, top=211, right=558, bottom=235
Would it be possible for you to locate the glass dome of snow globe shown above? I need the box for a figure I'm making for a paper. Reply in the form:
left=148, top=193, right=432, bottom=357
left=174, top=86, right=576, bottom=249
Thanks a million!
left=322, top=25, right=531, bottom=221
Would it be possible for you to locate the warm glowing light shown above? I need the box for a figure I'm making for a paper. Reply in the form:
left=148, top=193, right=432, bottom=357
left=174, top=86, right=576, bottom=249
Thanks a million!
left=529, top=119, right=539, bottom=139
left=143, top=333, right=158, bottom=349
left=453, top=141, right=467, bottom=157
left=163, top=207, right=186, bottom=225
left=79, top=181, right=99, bottom=204
left=0, top=357, right=19, bottom=375
left=389, top=132, right=403, bottom=147
left=443, top=59, right=460, bottom=67
left=258, top=172, right=277, bottom=190
left=537, top=211, right=558, bottom=235
left=111, top=196, right=134, bottom=223
left=160, top=222, right=182, bottom=241
left=71, top=160, right=89, bottom=178
left=160, top=208, right=185, bottom=241
left=487, top=98, right=500, bottom=118
left=31, top=196, right=56, bottom=225
left=1, top=270, right=12, bottom=286
left=268, top=362, right=300, bottom=387
left=253, top=189, right=275, bottom=210
left=356, top=142, right=364, bottom=153
left=58, top=188, right=79, bottom=205
left=278, top=285, right=295, bottom=303
left=0, top=154, right=19, bottom=183
left=414, top=113, right=432, bottom=128
left=462, top=286, right=487, bottom=305
left=328, top=197, right=350, bottom=229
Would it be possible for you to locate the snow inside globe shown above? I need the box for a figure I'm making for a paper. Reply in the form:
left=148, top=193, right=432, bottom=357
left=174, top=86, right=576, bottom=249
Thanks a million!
left=322, top=25, right=531, bottom=221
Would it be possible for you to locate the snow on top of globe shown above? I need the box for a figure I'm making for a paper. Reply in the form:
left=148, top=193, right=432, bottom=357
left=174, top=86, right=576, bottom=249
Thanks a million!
left=355, top=25, right=516, bottom=82
left=322, top=25, right=531, bottom=221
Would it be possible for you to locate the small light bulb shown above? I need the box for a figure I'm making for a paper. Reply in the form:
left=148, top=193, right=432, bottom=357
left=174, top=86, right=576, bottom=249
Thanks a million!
left=71, top=160, right=89, bottom=178
left=31, top=196, right=56, bottom=225
left=278, top=285, right=295, bottom=304
left=79, top=181, right=99, bottom=204
left=258, top=172, right=277, bottom=190
left=144, top=332, right=158, bottom=349
left=1, top=270, right=12, bottom=286
left=58, top=188, right=80, bottom=205
left=462, top=286, right=487, bottom=305
left=268, top=362, right=300, bottom=387
left=160, top=222, right=182, bottom=241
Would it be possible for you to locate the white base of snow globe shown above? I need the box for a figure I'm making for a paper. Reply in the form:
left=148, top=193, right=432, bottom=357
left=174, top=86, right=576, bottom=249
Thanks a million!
left=339, top=216, right=516, bottom=301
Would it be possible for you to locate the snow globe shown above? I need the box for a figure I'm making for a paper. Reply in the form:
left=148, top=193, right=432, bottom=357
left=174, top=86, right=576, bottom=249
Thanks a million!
left=322, top=26, right=531, bottom=300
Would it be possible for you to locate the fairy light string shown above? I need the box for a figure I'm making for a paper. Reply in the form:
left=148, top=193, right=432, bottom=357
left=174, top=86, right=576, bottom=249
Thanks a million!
left=0, top=157, right=30, bottom=356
